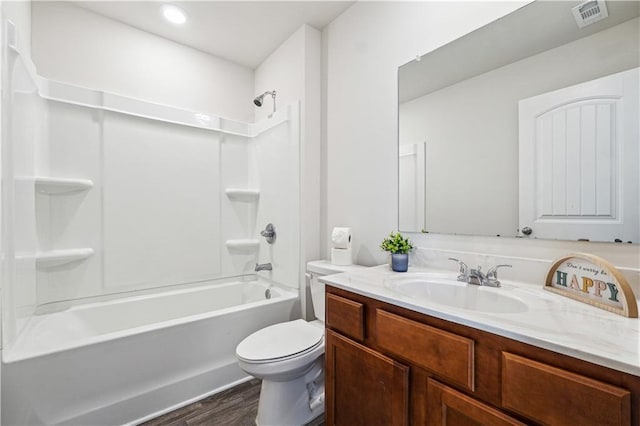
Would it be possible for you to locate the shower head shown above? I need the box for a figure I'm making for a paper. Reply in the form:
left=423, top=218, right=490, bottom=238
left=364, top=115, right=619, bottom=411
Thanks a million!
left=253, top=90, right=276, bottom=107
left=253, top=90, right=277, bottom=116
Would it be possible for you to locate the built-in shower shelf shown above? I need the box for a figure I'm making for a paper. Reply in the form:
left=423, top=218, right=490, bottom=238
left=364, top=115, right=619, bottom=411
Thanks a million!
left=34, top=248, right=94, bottom=268
left=225, top=188, right=260, bottom=202
left=34, top=176, right=94, bottom=194
left=225, top=239, right=260, bottom=253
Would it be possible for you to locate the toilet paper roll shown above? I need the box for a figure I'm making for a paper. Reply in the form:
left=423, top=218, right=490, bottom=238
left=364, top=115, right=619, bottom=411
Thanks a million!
left=331, top=227, right=352, bottom=249
left=331, top=248, right=353, bottom=266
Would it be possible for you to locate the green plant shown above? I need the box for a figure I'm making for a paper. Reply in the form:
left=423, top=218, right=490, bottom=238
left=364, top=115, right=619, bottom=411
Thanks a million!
left=379, top=232, right=413, bottom=254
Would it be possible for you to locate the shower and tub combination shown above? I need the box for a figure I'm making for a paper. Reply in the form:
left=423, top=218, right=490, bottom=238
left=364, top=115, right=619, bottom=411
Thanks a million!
left=1, top=23, right=301, bottom=425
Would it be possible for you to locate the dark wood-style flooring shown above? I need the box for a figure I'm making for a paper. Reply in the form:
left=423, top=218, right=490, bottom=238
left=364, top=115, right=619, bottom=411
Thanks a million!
left=141, top=379, right=325, bottom=426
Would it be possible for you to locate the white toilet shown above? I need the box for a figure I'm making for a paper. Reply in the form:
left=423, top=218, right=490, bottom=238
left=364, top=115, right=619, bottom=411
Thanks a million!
left=235, top=260, right=363, bottom=426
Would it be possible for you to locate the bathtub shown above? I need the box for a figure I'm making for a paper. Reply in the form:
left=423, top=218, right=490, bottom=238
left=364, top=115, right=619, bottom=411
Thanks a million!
left=2, top=277, right=298, bottom=425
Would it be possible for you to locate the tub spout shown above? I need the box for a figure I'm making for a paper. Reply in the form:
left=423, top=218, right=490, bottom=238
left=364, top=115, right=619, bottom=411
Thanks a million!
left=255, top=262, right=272, bottom=271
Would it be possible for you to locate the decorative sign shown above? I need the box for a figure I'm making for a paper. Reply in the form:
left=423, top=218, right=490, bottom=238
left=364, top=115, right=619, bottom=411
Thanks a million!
left=544, top=253, right=638, bottom=318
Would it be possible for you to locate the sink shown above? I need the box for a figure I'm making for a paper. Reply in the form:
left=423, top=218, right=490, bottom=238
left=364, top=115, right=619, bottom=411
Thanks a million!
left=384, top=273, right=528, bottom=314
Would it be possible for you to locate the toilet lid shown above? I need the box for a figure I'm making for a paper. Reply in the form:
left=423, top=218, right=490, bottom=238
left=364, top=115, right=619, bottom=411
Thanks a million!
left=236, top=319, right=323, bottom=362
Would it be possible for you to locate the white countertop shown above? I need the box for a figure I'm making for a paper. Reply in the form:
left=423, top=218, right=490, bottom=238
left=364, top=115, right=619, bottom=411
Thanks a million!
left=320, top=265, right=640, bottom=377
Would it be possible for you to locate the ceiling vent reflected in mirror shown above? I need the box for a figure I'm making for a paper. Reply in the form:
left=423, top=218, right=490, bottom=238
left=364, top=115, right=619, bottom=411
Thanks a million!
left=572, top=0, right=608, bottom=28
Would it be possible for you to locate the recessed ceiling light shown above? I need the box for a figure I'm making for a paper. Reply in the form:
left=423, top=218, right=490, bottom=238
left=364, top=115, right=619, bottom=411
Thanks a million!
left=162, top=4, right=187, bottom=25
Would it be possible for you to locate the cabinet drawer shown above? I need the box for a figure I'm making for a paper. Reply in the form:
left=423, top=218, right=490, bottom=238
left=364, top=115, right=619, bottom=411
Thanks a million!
left=326, top=293, right=365, bottom=341
left=376, top=309, right=474, bottom=391
left=502, top=352, right=631, bottom=426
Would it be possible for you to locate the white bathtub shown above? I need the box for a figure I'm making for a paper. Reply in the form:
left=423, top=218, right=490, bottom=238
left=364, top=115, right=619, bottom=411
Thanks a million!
left=2, top=277, right=298, bottom=425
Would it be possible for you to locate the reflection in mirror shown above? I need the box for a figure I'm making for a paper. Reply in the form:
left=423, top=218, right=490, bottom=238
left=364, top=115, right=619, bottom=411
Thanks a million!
left=399, top=142, right=426, bottom=232
left=398, top=1, right=639, bottom=243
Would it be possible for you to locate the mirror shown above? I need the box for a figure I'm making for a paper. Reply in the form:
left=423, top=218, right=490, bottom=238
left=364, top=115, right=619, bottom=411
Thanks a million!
left=398, top=1, right=640, bottom=243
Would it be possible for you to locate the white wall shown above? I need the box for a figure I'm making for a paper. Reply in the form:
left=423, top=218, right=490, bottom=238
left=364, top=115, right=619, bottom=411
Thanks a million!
left=322, top=1, right=639, bottom=278
left=323, top=1, right=528, bottom=265
left=31, top=2, right=254, bottom=122
left=33, top=101, right=230, bottom=305
left=399, top=18, right=639, bottom=237
left=254, top=24, right=321, bottom=318
left=254, top=25, right=321, bottom=263
left=249, top=110, right=301, bottom=294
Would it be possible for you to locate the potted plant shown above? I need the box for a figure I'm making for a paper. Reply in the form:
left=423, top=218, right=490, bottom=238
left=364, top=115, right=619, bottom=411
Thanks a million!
left=380, top=231, right=413, bottom=272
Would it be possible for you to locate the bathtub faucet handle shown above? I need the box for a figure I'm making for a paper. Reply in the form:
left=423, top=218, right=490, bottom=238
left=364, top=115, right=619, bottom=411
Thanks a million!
left=260, top=223, right=276, bottom=244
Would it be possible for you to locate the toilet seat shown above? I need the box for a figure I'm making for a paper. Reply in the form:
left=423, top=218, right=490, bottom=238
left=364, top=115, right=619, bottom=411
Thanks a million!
left=236, top=319, right=324, bottom=364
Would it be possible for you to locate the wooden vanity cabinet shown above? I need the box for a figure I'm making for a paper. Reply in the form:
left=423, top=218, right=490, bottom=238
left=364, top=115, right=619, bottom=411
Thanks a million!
left=325, top=329, right=409, bottom=426
left=325, top=291, right=410, bottom=426
left=325, top=285, right=640, bottom=426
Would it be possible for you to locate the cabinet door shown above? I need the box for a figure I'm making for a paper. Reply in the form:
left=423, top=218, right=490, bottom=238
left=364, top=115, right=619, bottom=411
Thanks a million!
left=325, top=329, right=409, bottom=426
left=502, top=352, right=631, bottom=426
left=427, top=379, right=525, bottom=426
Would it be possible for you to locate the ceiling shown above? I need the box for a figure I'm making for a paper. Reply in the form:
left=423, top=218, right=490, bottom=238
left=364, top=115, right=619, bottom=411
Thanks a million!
left=74, top=1, right=354, bottom=69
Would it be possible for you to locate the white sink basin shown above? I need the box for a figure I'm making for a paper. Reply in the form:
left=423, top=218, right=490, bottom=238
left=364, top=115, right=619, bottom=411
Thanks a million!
left=384, top=273, right=528, bottom=314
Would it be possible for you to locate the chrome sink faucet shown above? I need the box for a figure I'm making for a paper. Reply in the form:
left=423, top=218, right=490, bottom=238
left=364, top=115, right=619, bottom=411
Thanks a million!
left=467, top=267, right=486, bottom=286
left=448, top=258, right=511, bottom=287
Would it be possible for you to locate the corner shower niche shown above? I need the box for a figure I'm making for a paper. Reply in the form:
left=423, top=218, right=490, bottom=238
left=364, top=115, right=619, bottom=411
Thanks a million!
left=224, top=188, right=261, bottom=253
left=34, top=176, right=95, bottom=268
left=13, top=176, right=95, bottom=269
left=2, top=42, right=301, bottom=357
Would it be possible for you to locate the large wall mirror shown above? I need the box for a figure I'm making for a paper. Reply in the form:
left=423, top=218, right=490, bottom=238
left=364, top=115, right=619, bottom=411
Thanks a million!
left=398, top=1, right=639, bottom=243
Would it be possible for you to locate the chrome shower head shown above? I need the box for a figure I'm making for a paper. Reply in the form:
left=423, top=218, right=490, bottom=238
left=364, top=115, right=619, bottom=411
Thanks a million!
left=253, top=90, right=276, bottom=111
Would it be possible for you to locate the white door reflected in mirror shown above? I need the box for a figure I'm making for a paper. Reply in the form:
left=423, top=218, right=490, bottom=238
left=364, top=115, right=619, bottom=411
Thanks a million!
left=518, top=68, right=639, bottom=243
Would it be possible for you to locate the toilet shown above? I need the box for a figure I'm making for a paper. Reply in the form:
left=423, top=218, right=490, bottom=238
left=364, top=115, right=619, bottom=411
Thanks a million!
left=235, top=260, right=363, bottom=426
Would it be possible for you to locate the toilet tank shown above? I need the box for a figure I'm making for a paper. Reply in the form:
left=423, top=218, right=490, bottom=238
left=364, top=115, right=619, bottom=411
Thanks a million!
left=306, top=260, right=365, bottom=322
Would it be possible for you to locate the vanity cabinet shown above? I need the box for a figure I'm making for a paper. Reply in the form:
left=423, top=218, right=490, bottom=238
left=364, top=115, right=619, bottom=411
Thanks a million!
left=325, top=292, right=409, bottom=425
left=325, top=330, right=409, bottom=426
left=325, top=285, right=640, bottom=426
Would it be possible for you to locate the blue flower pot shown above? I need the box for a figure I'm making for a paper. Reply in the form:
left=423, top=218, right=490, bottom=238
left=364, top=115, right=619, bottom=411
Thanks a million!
left=391, top=253, right=409, bottom=272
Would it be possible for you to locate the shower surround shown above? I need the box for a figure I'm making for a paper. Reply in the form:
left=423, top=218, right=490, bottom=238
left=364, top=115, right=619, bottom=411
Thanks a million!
left=2, top=30, right=301, bottom=424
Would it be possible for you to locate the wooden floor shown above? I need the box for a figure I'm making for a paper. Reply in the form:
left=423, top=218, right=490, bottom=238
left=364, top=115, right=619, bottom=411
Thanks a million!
left=141, top=379, right=325, bottom=426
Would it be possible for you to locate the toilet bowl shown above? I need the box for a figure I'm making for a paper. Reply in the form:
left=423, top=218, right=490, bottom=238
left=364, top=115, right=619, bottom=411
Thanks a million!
left=235, top=260, right=364, bottom=426
left=237, top=320, right=324, bottom=381
left=236, top=320, right=325, bottom=425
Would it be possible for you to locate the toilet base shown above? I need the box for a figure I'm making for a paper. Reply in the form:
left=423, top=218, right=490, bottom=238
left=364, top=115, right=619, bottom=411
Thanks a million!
left=255, top=357, right=324, bottom=426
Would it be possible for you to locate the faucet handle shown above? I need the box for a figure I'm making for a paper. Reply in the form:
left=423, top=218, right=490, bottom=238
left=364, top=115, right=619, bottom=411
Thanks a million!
left=260, top=223, right=276, bottom=244
left=448, top=258, right=468, bottom=281
left=484, top=265, right=512, bottom=287
left=486, top=264, right=512, bottom=279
